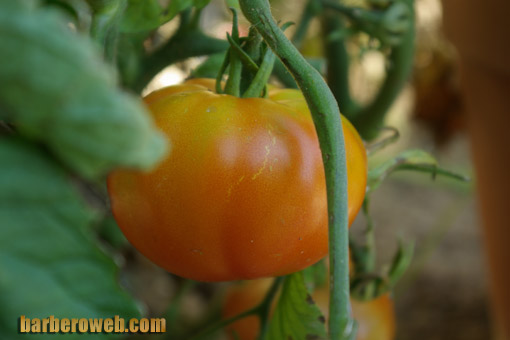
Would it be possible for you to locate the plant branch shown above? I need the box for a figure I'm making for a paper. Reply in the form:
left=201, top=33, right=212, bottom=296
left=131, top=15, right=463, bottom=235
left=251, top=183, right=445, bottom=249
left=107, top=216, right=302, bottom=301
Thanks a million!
left=132, top=15, right=228, bottom=92
left=256, top=276, right=285, bottom=340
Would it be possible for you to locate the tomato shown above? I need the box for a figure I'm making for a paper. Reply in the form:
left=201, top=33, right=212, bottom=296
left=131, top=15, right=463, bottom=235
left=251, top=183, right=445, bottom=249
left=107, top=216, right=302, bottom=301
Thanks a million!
left=108, top=79, right=367, bottom=281
left=222, top=279, right=396, bottom=340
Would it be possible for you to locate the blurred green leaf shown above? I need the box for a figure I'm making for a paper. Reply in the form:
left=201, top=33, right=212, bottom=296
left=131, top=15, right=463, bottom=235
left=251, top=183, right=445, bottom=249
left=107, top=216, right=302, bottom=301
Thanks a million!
left=265, top=272, right=326, bottom=340
left=194, top=0, right=211, bottom=10
left=225, top=0, right=240, bottom=10
left=120, top=0, right=163, bottom=32
left=0, top=138, right=140, bottom=338
left=0, top=0, right=168, bottom=178
left=121, top=0, right=212, bottom=33
left=86, top=0, right=120, bottom=11
left=164, top=0, right=211, bottom=23
left=367, top=149, right=469, bottom=193
left=385, top=239, right=414, bottom=288
left=42, top=0, right=92, bottom=32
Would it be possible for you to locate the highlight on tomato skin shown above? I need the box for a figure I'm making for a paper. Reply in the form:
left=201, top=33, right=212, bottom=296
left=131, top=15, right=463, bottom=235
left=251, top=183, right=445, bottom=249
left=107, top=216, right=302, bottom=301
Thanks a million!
left=222, top=278, right=396, bottom=340
left=107, top=79, right=368, bottom=282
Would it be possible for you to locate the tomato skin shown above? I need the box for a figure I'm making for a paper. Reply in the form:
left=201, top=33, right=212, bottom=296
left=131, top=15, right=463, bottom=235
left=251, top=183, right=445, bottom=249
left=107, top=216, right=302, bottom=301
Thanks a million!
left=223, top=279, right=396, bottom=340
left=108, top=79, right=367, bottom=282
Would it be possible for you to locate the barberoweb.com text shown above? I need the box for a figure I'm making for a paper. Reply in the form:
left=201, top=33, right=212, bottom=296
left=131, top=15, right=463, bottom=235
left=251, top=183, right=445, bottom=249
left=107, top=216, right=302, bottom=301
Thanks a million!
left=19, top=315, right=166, bottom=334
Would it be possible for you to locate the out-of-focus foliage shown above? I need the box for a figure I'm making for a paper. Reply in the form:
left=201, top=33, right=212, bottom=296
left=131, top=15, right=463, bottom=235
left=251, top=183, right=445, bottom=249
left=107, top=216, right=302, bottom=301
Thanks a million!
left=0, top=0, right=168, bottom=178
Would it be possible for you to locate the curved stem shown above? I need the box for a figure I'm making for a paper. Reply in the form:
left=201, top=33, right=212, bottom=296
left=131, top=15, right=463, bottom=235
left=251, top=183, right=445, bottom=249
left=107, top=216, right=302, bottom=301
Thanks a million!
left=239, top=1, right=353, bottom=339
left=133, top=28, right=228, bottom=92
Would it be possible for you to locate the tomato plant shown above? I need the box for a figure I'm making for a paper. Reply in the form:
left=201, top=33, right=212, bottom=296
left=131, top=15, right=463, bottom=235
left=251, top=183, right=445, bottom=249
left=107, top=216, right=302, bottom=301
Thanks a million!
left=108, top=79, right=367, bottom=282
left=3, top=0, right=472, bottom=339
left=222, top=278, right=395, bottom=340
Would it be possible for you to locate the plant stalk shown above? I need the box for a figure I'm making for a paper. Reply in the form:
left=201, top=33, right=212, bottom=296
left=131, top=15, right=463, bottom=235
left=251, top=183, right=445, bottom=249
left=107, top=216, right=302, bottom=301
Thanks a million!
left=239, top=1, right=353, bottom=338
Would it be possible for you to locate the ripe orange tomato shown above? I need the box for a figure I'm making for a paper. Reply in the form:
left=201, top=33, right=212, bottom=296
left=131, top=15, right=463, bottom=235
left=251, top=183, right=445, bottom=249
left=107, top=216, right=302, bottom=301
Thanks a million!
left=223, top=279, right=396, bottom=340
left=108, top=79, right=367, bottom=281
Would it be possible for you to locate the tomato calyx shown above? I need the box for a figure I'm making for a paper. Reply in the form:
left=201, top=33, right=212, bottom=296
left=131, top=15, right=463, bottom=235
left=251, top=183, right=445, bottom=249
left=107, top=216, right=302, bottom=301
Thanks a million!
left=212, top=9, right=280, bottom=99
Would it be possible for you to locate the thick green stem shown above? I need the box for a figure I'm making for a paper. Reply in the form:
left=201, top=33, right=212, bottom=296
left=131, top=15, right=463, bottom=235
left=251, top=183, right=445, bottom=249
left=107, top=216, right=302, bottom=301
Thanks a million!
left=239, top=1, right=353, bottom=339
left=133, top=30, right=228, bottom=92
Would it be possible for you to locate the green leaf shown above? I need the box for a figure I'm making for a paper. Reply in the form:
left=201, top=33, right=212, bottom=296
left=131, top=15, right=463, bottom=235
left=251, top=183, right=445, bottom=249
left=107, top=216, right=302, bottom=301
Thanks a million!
left=265, top=273, right=327, bottom=340
left=367, top=149, right=469, bottom=193
left=0, top=138, right=140, bottom=338
left=386, top=239, right=414, bottom=288
left=120, top=0, right=163, bottom=33
left=42, top=0, right=93, bottom=32
left=0, top=1, right=168, bottom=178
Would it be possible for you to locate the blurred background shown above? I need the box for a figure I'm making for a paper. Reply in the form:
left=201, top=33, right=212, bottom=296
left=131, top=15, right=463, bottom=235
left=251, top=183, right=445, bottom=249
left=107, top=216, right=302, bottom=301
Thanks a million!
left=128, top=0, right=501, bottom=339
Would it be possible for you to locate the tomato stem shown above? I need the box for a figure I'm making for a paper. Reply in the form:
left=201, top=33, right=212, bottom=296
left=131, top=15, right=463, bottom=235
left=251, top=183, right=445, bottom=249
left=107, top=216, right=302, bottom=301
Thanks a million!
left=256, top=276, right=285, bottom=340
left=133, top=11, right=228, bottom=92
left=238, top=1, right=354, bottom=339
